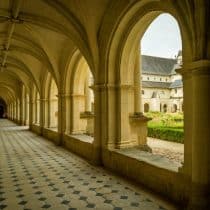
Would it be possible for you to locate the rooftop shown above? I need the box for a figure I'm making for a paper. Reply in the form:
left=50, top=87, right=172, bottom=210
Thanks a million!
left=141, top=55, right=181, bottom=75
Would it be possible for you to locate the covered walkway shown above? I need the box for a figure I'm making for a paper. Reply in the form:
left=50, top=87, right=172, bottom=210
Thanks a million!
left=0, top=119, right=176, bottom=210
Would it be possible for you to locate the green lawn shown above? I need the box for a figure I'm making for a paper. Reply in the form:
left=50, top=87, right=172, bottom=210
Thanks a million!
left=144, top=112, right=184, bottom=143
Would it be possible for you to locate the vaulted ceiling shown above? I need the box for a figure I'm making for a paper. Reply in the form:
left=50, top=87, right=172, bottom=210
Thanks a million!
left=0, top=0, right=207, bottom=105
left=0, top=0, right=109, bottom=104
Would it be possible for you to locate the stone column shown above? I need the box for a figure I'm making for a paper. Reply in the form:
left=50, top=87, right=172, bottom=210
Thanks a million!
left=49, top=98, right=58, bottom=128
left=19, top=100, right=24, bottom=125
left=57, top=93, right=70, bottom=145
left=28, top=96, right=34, bottom=129
left=71, top=94, right=86, bottom=134
left=85, top=73, right=92, bottom=113
left=36, top=99, right=40, bottom=124
left=80, top=73, right=95, bottom=136
left=15, top=101, right=19, bottom=123
left=90, top=84, right=103, bottom=165
left=34, top=99, right=38, bottom=124
left=24, top=95, right=29, bottom=125
left=17, top=101, right=20, bottom=124
left=7, top=104, right=9, bottom=119
left=129, top=48, right=151, bottom=152
left=58, top=94, right=70, bottom=134
left=190, top=61, right=210, bottom=209
left=65, top=95, right=71, bottom=134
left=176, top=68, right=192, bottom=178
left=11, top=104, right=13, bottom=120
left=39, top=98, right=48, bottom=133
left=11, top=103, right=13, bottom=120
left=134, top=48, right=142, bottom=114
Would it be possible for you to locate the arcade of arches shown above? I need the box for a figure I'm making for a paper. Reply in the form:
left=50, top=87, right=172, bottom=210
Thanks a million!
left=0, top=1, right=210, bottom=209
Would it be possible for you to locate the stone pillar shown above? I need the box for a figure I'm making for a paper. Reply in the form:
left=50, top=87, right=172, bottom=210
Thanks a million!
left=39, top=98, right=48, bottom=133
left=134, top=48, right=142, bottom=114
left=49, top=98, right=58, bottom=128
left=190, top=61, right=210, bottom=209
left=71, top=94, right=86, bottom=134
left=85, top=73, right=92, bottom=112
left=80, top=73, right=95, bottom=136
left=11, top=104, right=13, bottom=120
left=176, top=68, right=192, bottom=177
left=58, top=94, right=70, bottom=134
left=65, top=95, right=71, bottom=134
left=19, top=100, right=24, bottom=125
left=28, top=96, right=34, bottom=129
left=36, top=99, right=40, bottom=124
left=17, top=101, right=20, bottom=124
left=90, top=84, right=103, bottom=165
left=24, top=95, right=29, bottom=125
left=129, top=48, right=151, bottom=152
left=34, top=99, right=38, bottom=124
left=57, top=93, right=70, bottom=145
left=15, top=101, right=17, bottom=122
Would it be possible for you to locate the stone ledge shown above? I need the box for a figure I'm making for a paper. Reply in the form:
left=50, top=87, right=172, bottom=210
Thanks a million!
left=114, top=147, right=181, bottom=172
left=66, top=133, right=94, bottom=143
left=129, top=112, right=151, bottom=122
left=80, top=111, right=95, bottom=118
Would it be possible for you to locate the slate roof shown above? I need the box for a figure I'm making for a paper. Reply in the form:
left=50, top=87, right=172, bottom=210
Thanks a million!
left=170, top=79, right=183, bottom=88
left=142, top=81, right=171, bottom=88
left=142, top=55, right=179, bottom=75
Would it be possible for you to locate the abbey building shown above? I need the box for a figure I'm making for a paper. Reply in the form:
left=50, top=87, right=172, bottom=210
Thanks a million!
left=142, top=52, right=183, bottom=113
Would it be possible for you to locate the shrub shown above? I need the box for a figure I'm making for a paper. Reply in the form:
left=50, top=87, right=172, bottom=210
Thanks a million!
left=148, top=126, right=184, bottom=143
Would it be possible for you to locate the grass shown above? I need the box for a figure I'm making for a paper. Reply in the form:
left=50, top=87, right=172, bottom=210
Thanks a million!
left=144, top=112, right=184, bottom=143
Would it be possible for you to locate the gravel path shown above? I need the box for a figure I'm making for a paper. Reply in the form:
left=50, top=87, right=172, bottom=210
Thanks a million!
left=147, top=138, right=184, bottom=164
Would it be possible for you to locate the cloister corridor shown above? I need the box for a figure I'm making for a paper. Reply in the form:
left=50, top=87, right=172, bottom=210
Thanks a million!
left=0, top=119, right=176, bottom=210
left=0, top=0, right=210, bottom=209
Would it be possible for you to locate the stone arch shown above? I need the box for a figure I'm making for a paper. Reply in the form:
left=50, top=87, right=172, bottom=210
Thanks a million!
left=49, top=78, right=58, bottom=129
left=41, top=72, right=53, bottom=128
left=31, top=85, right=41, bottom=125
left=104, top=2, right=192, bottom=84
left=104, top=2, right=188, bottom=149
left=67, top=54, right=94, bottom=136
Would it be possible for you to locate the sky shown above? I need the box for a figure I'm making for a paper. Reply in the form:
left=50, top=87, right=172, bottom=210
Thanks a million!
left=141, top=13, right=182, bottom=58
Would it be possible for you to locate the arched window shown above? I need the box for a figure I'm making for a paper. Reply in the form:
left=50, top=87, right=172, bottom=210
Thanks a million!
left=49, top=79, right=58, bottom=129
left=144, top=103, right=149, bottom=112
left=163, top=104, right=167, bottom=112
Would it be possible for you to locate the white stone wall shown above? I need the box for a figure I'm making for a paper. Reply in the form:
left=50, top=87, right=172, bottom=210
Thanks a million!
left=141, top=74, right=183, bottom=113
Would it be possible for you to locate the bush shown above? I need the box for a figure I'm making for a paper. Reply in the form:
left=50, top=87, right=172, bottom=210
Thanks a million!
left=148, top=126, right=184, bottom=143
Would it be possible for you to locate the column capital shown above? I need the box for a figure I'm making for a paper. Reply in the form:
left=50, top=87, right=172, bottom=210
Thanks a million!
left=176, top=60, right=210, bottom=78
left=39, top=98, right=48, bottom=101
left=71, top=94, right=85, bottom=98
left=57, top=93, right=71, bottom=98
left=92, top=83, right=134, bottom=91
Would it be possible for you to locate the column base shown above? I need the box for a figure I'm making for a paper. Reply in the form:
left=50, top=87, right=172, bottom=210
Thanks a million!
left=137, top=144, right=152, bottom=153
left=188, top=182, right=210, bottom=210
left=129, top=113, right=152, bottom=151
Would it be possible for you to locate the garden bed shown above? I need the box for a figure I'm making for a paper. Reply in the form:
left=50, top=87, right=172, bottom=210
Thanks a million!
left=144, top=112, right=184, bottom=143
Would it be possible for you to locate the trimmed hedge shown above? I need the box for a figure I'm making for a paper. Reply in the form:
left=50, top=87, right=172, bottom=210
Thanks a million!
left=148, top=126, right=184, bottom=143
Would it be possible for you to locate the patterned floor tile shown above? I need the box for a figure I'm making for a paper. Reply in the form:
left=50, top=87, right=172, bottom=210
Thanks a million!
left=0, top=119, right=177, bottom=210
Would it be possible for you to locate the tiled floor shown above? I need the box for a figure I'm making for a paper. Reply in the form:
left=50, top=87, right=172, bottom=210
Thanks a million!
left=0, top=119, right=177, bottom=210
